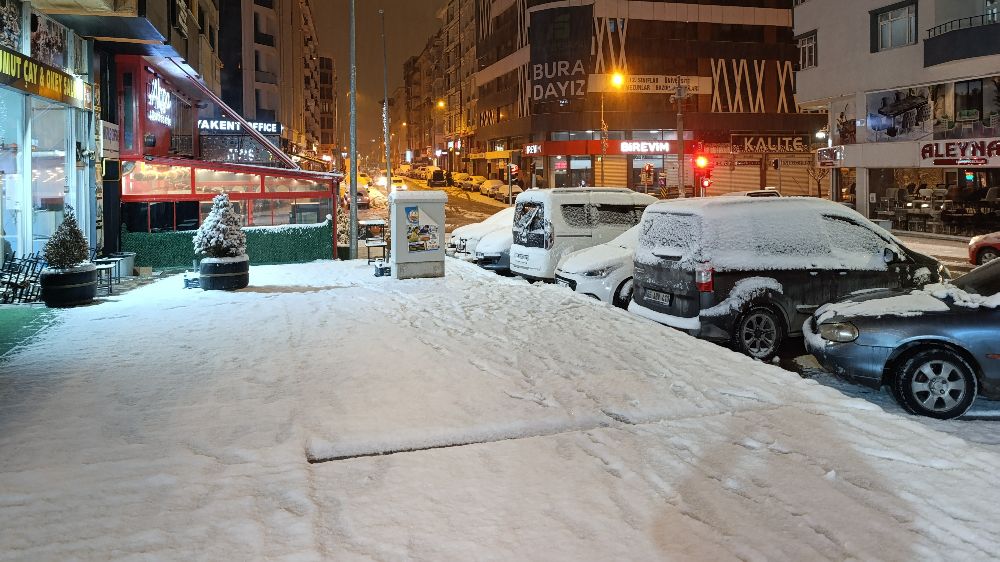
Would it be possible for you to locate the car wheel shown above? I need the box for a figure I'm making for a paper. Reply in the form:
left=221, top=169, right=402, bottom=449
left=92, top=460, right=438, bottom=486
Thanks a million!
left=978, top=248, right=999, bottom=265
left=734, top=306, right=784, bottom=361
left=612, top=278, right=633, bottom=309
left=893, top=348, right=977, bottom=419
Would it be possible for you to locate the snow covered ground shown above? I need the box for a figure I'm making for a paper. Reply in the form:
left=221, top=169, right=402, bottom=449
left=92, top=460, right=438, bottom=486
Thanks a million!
left=2, top=259, right=1000, bottom=560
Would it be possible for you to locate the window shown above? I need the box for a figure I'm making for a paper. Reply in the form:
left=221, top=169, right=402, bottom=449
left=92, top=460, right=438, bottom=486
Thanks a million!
left=873, top=3, right=916, bottom=52
left=797, top=31, right=817, bottom=70
left=955, top=80, right=983, bottom=121
left=561, top=204, right=595, bottom=228
left=595, top=205, right=640, bottom=226
left=988, top=0, right=999, bottom=24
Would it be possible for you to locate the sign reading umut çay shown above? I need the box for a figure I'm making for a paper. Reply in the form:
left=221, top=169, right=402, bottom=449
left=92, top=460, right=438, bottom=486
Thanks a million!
left=0, top=43, right=90, bottom=109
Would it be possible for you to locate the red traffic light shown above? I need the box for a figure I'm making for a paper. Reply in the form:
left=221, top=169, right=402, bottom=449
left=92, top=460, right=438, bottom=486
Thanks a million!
left=694, top=154, right=710, bottom=169
left=701, top=177, right=713, bottom=188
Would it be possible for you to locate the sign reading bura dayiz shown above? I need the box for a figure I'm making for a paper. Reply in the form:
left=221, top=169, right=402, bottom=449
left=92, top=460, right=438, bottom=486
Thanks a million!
left=0, top=43, right=90, bottom=109
left=198, top=119, right=281, bottom=135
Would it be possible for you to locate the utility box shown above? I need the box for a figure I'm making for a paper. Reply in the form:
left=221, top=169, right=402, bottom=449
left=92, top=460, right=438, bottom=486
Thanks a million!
left=389, top=190, right=447, bottom=279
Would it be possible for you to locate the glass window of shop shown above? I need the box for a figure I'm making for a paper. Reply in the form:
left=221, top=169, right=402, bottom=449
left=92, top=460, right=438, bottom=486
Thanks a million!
left=866, top=168, right=1000, bottom=236
left=631, top=156, right=665, bottom=192
left=30, top=98, right=75, bottom=253
left=0, top=88, right=24, bottom=261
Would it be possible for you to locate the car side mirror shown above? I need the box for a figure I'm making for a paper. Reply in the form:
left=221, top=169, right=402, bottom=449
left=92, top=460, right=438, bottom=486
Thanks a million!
left=883, top=247, right=899, bottom=264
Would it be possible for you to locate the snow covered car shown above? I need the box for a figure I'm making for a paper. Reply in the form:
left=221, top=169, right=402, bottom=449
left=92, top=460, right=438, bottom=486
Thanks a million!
left=450, top=207, right=515, bottom=260
left=474, top=228, right=514, bottom=274
left=969, top=231, right=999, bottom=265
left=805, top=258, right=1000, bottom=419
left=630, top=197, right=946, bottom=361
left=390, top=176, right=407, bottom=191
left=494, top=184, right=523, bottom=204
left=554, top=225, right=638, bottom=308
left=510, top=188, right=657, bottom=282
left=461, top=175, right=487, bottom=191
left=428, top=170, right=448, bottom=187
left=480, top=179, right=505, bottom=196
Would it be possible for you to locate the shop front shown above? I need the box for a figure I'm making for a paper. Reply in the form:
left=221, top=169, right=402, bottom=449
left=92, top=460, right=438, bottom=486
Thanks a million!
left=525, top=140, right=692, bottom=193
left=1, top=7, right=96, bottom=265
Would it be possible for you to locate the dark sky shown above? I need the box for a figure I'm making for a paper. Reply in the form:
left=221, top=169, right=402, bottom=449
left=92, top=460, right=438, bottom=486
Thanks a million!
left=313, top=0, right=445, bottom=153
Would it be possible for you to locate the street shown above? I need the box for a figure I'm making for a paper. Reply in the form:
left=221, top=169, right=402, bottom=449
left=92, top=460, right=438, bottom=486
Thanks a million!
left=399, top=176, right=507, bottom=232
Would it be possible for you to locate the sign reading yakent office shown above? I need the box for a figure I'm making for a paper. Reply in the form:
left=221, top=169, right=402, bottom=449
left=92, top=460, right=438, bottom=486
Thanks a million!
left=0, top=43, right=90, bottom=109
left=731, top=134, right=811, bottom=154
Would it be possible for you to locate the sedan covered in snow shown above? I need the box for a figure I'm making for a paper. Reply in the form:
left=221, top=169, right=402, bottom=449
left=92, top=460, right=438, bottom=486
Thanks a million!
left=474, top=228, right=514, bottom=274
left=554, top=226, right=638, bottom=308
left=449, top=207, right=515, bottom=260
left=805, top=258, right=1000, bottom=419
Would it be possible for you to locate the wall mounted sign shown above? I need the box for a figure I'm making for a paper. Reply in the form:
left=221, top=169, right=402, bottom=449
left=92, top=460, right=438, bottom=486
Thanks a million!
left=0, top=43, right=90, bottom=109
left=197, top=119, right=279, bottom=134
left=731, top=134, right=810, bottom=153
left=147, top=77, right=173, bottom=127
left=531, top=59, right=587, bottom=101
left=920, top=139, right=1000, bottom=166
left=590, top=74, right=712, bottom=94
left=524, top=143, right=543, bottom=155
left=620, top=141, right=671, bottom=154
left=101, top=121, right=120, bottom=159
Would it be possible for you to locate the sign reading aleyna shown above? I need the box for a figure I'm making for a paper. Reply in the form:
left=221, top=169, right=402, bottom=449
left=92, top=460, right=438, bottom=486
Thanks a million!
left=0, top=43, right=90, bottom=109
left=731, top=134, right=811, bottom=153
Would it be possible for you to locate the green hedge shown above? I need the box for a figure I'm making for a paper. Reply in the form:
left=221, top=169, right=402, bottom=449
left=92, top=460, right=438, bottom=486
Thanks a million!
left=122, top=220, right=334, bottom=269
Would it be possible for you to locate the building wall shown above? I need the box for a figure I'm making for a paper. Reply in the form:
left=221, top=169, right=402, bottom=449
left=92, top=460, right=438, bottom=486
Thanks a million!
left=319, top=56, right=337, bottom=163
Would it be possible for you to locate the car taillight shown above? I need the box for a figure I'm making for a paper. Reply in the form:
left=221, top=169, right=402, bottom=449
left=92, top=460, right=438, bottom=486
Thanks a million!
left=695, top=263, right=714, bottom=292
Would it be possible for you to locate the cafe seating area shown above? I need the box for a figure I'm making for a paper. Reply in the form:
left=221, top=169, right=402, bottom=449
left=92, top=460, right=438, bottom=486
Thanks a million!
left=874, top=185, right=999, bottom=237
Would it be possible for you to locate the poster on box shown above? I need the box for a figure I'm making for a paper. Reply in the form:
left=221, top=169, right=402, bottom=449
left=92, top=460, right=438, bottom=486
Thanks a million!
left=404, top=205, right=440, bottom=252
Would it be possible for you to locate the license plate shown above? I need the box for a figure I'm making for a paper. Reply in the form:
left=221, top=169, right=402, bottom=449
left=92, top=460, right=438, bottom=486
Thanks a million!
left=513, top=253, right=529, bottom=264
left=646, top=289, right=672, bottom=306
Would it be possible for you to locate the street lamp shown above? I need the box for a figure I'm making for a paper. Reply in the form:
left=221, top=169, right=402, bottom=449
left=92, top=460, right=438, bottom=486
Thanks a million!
left=601, top=71, right=626, bottom=185
left=437, top=99, right=445, bottom=109
left=670, top=76, right=692, bottom=199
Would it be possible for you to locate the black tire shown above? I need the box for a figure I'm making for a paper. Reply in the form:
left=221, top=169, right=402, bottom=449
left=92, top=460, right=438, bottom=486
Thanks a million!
left=733, top=306, right=784, bottom=361
left=893, top=348, right=977, bottom=419
left=978, top=248, right=999, bottom=265
left=612, top=278, right=633, bottom=309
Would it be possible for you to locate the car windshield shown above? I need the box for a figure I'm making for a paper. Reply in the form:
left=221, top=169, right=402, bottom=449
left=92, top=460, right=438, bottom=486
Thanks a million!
left=955, top=259, right=1000, bottom=296
left=636, top=212, right=702, bottom=264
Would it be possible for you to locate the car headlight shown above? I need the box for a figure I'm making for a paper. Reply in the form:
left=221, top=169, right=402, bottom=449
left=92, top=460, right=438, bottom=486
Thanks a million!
left=581, top=264, right=622, bottom=278
left=939, top=264, right=952, bottom=280
left=818, top=322, right=859, bottom=343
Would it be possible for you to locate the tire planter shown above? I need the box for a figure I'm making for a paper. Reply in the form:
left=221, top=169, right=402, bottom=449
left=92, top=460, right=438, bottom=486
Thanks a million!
left=40, top=263, right=98, bottom=308
left=199, top=255, right=250, bottom=291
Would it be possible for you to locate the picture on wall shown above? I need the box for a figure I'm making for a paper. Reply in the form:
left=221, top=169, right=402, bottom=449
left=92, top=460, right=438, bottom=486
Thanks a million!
left=832, top=97, right=856, bottom=145
left=0, top=0, right=21, bottom=51
left=932, top=76, right=1000, bottom=140
left=29, top=10, right=67, bottom=70
left=866, top=87, right=932, bottom=143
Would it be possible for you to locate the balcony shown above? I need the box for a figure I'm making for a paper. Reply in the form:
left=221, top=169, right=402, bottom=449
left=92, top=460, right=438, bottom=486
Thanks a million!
left=255, top=70, right=277, bottom=84
left=253, top=0, right=274, bottom=8
left=925, top=14, right=1000, bottom=66
left=254, top=31, right=275, bottom=47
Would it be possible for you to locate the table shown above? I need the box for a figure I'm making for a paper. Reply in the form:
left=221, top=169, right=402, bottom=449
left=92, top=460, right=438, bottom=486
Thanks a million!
left=94, top=263, right=115, bottom=295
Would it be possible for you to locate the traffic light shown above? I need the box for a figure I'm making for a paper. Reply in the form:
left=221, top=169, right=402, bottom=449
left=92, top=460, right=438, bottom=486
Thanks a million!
left=694, top=154, right=713, bottom=197
left=771, top=158, right=780, bottom=170
left=694, top=154, right=710, bottom=170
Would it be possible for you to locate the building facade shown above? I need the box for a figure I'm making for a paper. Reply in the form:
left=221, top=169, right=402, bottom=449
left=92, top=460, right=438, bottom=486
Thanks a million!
left=318, top=56, right=336, bottom=167
left=795, top=0, right=1000, bottom=237
left=464, top=0, right=825, bottom=195
left=436, top=0, right=478, bottom=172
left=402, top=31, right=444, bottom=166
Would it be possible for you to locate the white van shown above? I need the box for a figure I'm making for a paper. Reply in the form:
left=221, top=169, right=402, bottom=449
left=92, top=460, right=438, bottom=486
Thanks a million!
left=510, top=188, right=657, bottom=281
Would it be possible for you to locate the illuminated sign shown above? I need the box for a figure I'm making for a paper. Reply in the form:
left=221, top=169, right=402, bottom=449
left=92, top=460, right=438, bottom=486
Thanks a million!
left=0, top=44, right=90, bottom=109
left=620, top=141, right=671, bottom=154
left=197, top=119, right=280, bottom=134
left=731, top=134, right=809, bottom=154
left=147, top=77, right=173, bottom=127
left=524, top=143, right=543, bottom=155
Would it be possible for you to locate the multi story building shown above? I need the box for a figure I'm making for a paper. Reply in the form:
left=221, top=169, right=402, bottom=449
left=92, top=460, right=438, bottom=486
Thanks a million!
left=318, top=56, right=337, bottom=167
left=795, top=0, right=1000, bottom=238
left=219, top=0, right=322, bottom=161
left=402, top=30, right=444, bottom=165
left=387, top=85, right=406, bottom=169
left=437, top=0, right=477, bottom=172
left=469, top=0, right=825, bottom=194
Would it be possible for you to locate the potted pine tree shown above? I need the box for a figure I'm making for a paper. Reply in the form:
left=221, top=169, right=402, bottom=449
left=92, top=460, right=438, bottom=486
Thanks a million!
left=193, top=193, right=250, bottom=290
left=40, top=209, right=98, bottom=307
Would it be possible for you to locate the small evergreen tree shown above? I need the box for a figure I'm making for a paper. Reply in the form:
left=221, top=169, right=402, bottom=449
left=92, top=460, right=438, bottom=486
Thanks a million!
left=44, top=209, right=89, bottom=269
left=193, top=193, right=247, bottom=258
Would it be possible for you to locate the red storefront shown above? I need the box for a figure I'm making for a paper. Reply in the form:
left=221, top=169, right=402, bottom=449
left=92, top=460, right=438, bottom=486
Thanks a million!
left=112, top=56, right=337, bottom=241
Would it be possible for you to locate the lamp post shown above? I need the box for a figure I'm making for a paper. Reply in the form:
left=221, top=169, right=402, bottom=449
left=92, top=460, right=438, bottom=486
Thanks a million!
left=670, top=76, right=691, bottom=199
left=380, top=9, right=392, bottom=189
left=600, top=72, right=625, bottom=186
left=348, top=0, right=358, bottom=258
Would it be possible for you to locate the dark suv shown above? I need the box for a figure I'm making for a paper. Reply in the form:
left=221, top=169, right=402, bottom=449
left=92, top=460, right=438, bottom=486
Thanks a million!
left=630, top=198, right=946, bottom=360
left=428, top=169, right=448, bottom=187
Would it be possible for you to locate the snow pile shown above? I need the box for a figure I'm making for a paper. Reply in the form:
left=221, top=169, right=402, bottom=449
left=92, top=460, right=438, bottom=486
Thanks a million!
left=2, top=260, right=1000, bottom=559
left=243, top=218, right=331, bottom=233
left=925, top=282, right=1000, bottom=309
left=368, top=186, right=388, bottom=209
left=701, top=277, right=783, bottom=317
left=817, top=279, right=999, bottom=322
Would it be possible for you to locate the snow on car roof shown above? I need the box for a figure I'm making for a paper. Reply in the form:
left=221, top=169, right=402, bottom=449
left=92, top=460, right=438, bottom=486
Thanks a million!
left=518, top=187, right=657, bottom=205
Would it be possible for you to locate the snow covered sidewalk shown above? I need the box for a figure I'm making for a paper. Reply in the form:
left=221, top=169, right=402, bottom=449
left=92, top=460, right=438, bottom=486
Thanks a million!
left=2, top=260, right=999, bottom=560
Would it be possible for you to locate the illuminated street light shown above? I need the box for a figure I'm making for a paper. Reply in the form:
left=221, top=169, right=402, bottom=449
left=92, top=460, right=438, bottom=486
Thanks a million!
left=610, top=71, right=625, bottom=89
left=437, top=100, right=445, bottom=109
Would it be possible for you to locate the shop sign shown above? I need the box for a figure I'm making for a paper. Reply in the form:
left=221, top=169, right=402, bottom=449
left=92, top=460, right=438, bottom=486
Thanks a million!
left=531, top=59, right=587, bottom=101
left=101, top=121, right=120, bottom=159
left=920, top=139, right=1000, bottom=166
left=524, top=143, right=543, bottom=155
left=147, top=77, right=173, bottom=127
left=595, top=74, right=711, bottom=94
left=731, top=134, right=810, bottom=153
left=198, top=119, right=279, bottom=134
left=620, top=141, right=671, bottom=154
left=0, top=43, right=90, bottom=109
left=816, top=146, right=844, bottom=168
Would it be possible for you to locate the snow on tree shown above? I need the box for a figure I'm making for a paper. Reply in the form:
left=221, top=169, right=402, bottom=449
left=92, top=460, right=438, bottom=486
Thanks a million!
left=43, top=208, right=90, bottom=269
left=193, top=194, right=247, bottom=258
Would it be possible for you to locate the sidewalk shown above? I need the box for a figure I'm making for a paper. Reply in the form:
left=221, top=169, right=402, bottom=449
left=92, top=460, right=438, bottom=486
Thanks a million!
left=1, top=260, right=999, bottom=560
left=894, top=232, right=973, bottom=273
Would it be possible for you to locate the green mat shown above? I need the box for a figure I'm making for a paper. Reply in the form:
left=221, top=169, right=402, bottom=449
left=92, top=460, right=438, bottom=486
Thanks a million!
left=0, top=307, right=53, bottom=359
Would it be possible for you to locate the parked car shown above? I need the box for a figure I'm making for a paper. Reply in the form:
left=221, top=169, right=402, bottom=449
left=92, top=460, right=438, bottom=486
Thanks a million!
left=462, top=176, right=487, bottom=191
left=452, top=172, right=470, bottom=185
left=969, top=231, right=1000, bottom=265
left=555, top=225, right=639, bottom=308
left=357, top=172, right=372, bottom=187
left=724, top=189, right=781, bottom=197
left=450, top=207, right=516, bottom=260
left=479, top=179, right=505, bottom=196
left=428, top=169, right=448, bottom=187
left=495, top=184, right=524, bottom=203
left=390, top=176, right=407, bottom=191
left=510, top=188, right=657, bottom=282
left=805, top=258, right=1000, bottom=419
left=630, top=197, right=947, bottom=360
left=475, top=228, right=514, bottom=274
left=354, top=186, right=371, bottom=209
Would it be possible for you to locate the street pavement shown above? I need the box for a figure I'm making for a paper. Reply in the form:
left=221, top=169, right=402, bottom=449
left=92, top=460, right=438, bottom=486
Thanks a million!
left=402, top=177, right=507, bottom=232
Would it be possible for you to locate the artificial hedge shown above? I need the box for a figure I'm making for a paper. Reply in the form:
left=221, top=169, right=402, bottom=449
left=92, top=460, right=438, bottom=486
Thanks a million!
left=122, top=219, right=334, bottom=269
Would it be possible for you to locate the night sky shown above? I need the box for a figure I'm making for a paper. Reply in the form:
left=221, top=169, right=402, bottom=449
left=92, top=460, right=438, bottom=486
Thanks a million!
left=313, top=0, right=445, bottom=153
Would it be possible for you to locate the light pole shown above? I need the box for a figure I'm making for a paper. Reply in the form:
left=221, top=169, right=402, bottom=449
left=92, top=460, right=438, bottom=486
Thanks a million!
left=379, top=9, right=392, bottom=189
left=348, top=0, right=358, bottom=258
left=670, top=76, right=691, bottom=199
left=600, top=72, right=625, bottom=186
